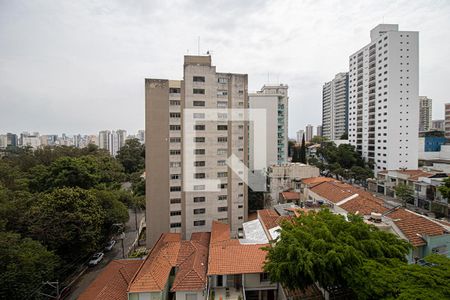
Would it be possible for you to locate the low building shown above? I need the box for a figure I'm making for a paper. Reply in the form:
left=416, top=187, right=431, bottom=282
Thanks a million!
left=268, top=163, right=320, bottom=204
left=304, top=179, right=450, bottom=262
left=368, top=169, right=449, bottom=216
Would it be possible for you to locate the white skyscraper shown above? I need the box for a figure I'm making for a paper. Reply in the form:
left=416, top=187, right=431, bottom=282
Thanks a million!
left=348, top=24, right=419, bottom=172
left=322, top=72, right=348, bottom=140
left=249, top=84, right=289, bottom=169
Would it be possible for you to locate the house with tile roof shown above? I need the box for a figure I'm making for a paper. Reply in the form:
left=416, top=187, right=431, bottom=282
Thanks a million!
left=127, top=232, right=210, bottom=300
left=368, top=169, right=449, bottom=217
left=207, top=221, right=279, bottom=300
left=304, top=179, right=450, bottom=262
left=78, top=259, right=143, bottom=300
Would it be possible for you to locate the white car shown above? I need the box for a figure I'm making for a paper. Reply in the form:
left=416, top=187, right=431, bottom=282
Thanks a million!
left=88, top=252, right=104, bottom=266
left=104, top=240, right=116, bottom=251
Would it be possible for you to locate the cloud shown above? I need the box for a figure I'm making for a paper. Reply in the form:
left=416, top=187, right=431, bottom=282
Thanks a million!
left=0, top=0, right=449, bottom=137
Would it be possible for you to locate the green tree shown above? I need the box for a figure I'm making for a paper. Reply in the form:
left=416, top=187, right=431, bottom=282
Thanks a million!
left=0, top=232, right=59, bottom=300
left=438, top=177, right=450, bottom=200
left=264, top=210, right=410, bottom=295
left=291, top=146, right=301, bottom=163
left=116, top=138, right=145, bottom=174
left=299, top=134, right=307, bottom=163
left=26, top=187, right=106, bottom=260
left=310, top=136, right=328, bottom=144
left=394, top=183, right=414, bottom=207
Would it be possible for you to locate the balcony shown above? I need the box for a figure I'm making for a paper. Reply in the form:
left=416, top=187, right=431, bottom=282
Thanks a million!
left=211, top=287, right=244, bottom=300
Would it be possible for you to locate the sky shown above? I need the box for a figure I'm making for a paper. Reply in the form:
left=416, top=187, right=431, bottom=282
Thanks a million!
left=1, top=0, right=449, bottom=138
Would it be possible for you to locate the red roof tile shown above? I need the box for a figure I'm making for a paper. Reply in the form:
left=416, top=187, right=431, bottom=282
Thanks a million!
left=302, top=177, right=337, bottom=185
left=386, top=208, right=447, bottom=247
left=207, top=221, right=268, bottom=275
left=79, top=259, right=142, bottom=300
left=281, top=191, right=300, bottom=201
left=339, top=195, right=389, bottom=215
left=258, top=209, right=289, bottom=230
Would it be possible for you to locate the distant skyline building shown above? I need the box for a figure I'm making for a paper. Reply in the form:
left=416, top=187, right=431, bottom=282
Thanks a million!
left=305, top=124, right=313, bottom=142
left=431, top=119, right=444, bottom=131
left=249, top=84, right=289, bottom=168
left=316, top=125, right=322, bottom=137
left=445, top=104, right=450, bottom=139
left=322, top=72, right=349, bottom=140
left=296, top=129, right=304, bottom=143
left=20, top=132, right=41, bottom=149
left=348, top=24, right=419, bottom=172
left=419, top=96, right=432, bottom=132
left=145, top=55, right=248, bottom=247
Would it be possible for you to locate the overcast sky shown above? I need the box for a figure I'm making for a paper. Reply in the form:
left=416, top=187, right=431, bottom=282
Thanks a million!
left=1, top=0, right=449, bottom=137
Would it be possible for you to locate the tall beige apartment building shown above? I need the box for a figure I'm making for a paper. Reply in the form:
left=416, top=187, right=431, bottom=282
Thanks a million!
left=145, top=55, right=248, bottom=247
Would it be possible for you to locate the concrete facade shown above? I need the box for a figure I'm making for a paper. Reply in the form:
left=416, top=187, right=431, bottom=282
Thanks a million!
left=145, top=56, right=248, bottom=247
left=249, top=84, right=289, bottom=169
left=348, top=24, right=419, bottom=172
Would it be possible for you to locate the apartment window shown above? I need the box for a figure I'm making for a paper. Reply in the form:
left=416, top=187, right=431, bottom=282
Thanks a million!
left=219, top=183, right=227, bottom=189
left=217, top=137, right=227, bottom=142
left=169, top=88, right=181, bottom=94
left=170, top=198, right=181, bottom=204
left=194, top=220, right=206, bottom=226
left=170, top=186, right=181, bottom=192
left=217, top=90, right=228, bottom=96
left=194, top=197, right=206, bottom=203
left=170, top=137, right=181, bottom=143
left=170, top=100, right=180, bottom=106
left=170, top=174, right=181, bottom=180
left=170, top=211, right=181, bottom=216
left=217, top=148, right=227, bottom=155
left=193, top=208, right=206, bottom=214
left=193, top=88, right=205, bottom=94
left=218, top=113, right=228, bottom=119
left=217, top=125, right=228, bottom=130
left=217, top=172, right=227, bottom=178
left=170, top=162, right=181, bottom=168
left=194, top=161, right=205, bottom=167
left=170, top=150, right=181, bottom=155
left=218, top=195, right=227, bottom=200
left=217, top=160, right=226, bottom=166
left=170, top=125, right=181, bottom=131
left=218, top=207, right=228, bottom=212
left=260, top=273, right=270, bottom=282
left=194, top=173, right=205, bottom=179
left=170, top=112, right=181, bottom=118
left=170, top=223, right=181, bottom=228
left=194, top=149, right=205, bottom=155
left=193, top=113, right=205, bottom=119
left=194, top=137, right=205, bottom=143
left=217, top=101, right=228, bottom=108
left=193, top=101, right=205, bottom=107
left=218, top=77, right=228, bottom=84
left=193, top=185, right=205, bottom=191
left=194, top=125, right=205, bottom=130
left=193, top=76, right=205, bottom=82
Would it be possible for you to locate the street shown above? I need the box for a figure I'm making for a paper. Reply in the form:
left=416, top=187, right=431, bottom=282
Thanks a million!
left=64, top=209, right=145, bottom=300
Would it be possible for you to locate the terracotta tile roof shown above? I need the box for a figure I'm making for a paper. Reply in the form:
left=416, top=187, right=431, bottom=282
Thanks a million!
left=309, top=181, right=356, bottom=203
left=302, top=177, right=337, bottom=185
left=339, top=195, right=389, bottom=215
left=78, top=259, right=142, bottom=300
left=128, top=233, right=181, bottom=292
left=385, top=169, right=434, bottom=181
left=171, top=232, right=210, bottom=292
left=208, top=221, right=268, bottom=275
left=129, top=232, right=210, bottom=293
left=386, top=208, right=448, bottom=247
left=281, top=191, right=300, bottom=201
left=258, top=209, right=289, bottom=230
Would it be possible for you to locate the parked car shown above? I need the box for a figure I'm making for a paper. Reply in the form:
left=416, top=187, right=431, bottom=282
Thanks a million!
left=104, top=240, right=116, bottom=251
left=88, top=252, right=104, bottom=266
